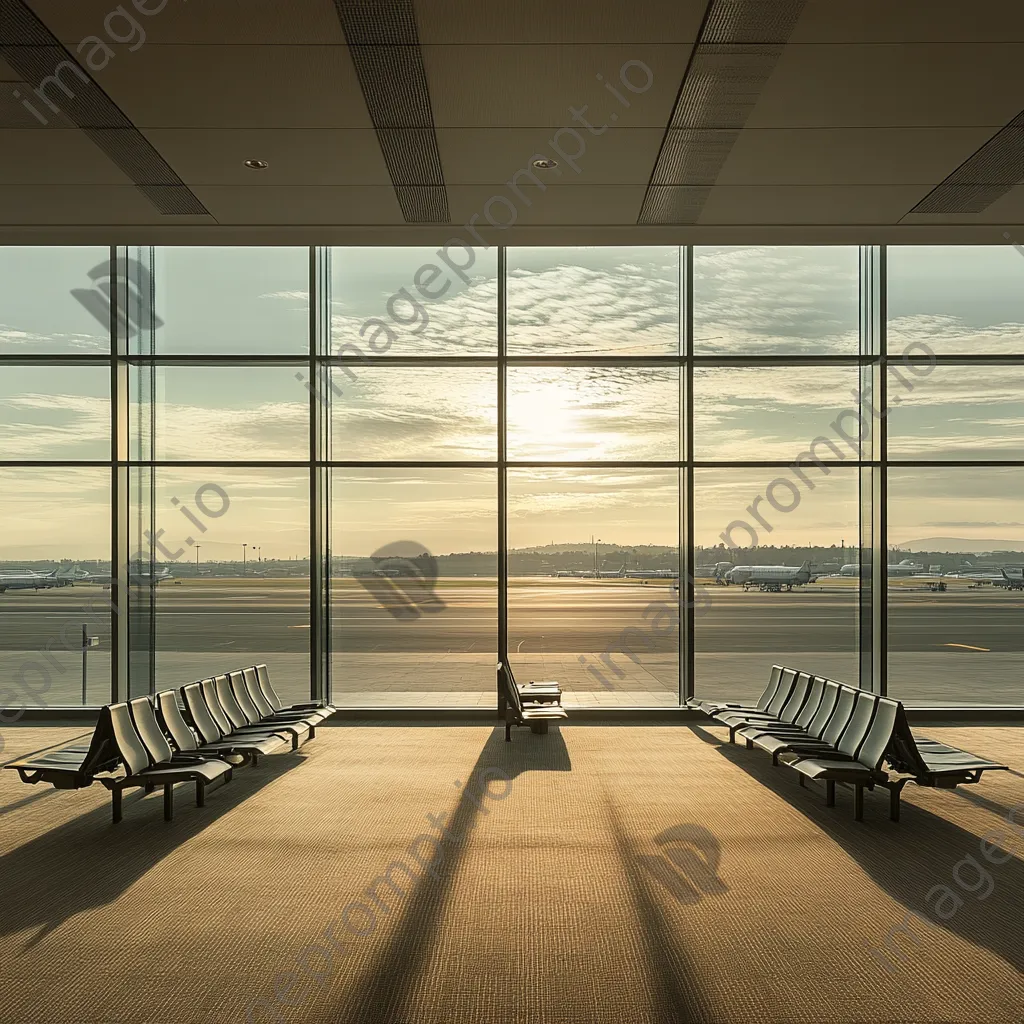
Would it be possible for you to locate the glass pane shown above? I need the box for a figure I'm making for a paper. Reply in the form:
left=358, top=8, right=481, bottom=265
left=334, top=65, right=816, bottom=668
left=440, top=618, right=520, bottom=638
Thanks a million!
left=151, top=468, right=311, bottom=704
left=330, top=365, right=496, bottom=460
left=0, top=246, right=111, bottom=354
left=693, top=246, right=860, bottom=355
left=888, top=245, right=1024, bottom=355
left=888, top=364, right=1024, bottom=460
left=507, top=366, right=678, bottom=461
left=331, top=246, right=498, bottom=356
left=0, top=468, right=111, bottom=707
left=693, top=365, right=861, bottom=461
left=694, top=467, right=860, bottom=703
left=888, top=467, right=1024, bottom=705
left=0, top=365, right=110, bottom=460
left=150, top=247, right=310, bottom=354
left=508, top=468, right=679, bottom=707
left=331, top=468, right=497, bottom=707
left=131, top=365, right=308, bottom=461
left=507, top=246, right=679, bottom=355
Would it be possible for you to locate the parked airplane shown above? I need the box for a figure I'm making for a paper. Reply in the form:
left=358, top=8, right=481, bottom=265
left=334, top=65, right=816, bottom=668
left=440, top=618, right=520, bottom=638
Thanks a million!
left=725, top=562, right=813, bottom=591
left=624, top=568, right=678, bottom=579
left=0, top=566, right=81, bottom=593
left=837, top=559, right=933, bottom=579
left=1000, top=568, right=1024, bottom=590
left=85, top=566, right=174, bottom=588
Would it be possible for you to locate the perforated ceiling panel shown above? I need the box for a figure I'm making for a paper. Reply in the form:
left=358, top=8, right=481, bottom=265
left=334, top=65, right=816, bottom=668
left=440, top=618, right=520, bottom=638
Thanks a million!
left=640, top=0, right=808, bottom=224
left=332, top=0, right=449, bottom=223
left=0, top=0, right=208, bottom=215
left=909, top=109, right=1024, bottom=215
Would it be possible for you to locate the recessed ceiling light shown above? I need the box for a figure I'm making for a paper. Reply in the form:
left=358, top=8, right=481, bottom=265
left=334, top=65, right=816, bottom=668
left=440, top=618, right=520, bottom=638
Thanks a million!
left=244, top=159, right=269, bottom=170
left=532, top=158, right=558, bottom=170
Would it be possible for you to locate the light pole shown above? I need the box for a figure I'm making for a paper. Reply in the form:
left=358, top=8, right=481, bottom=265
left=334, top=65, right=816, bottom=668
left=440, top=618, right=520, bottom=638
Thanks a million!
left=594, top=537, right=601, bottom=577
left=242, top=543, right=248, bottom=576
left=195, top=544, right=201, bottom=571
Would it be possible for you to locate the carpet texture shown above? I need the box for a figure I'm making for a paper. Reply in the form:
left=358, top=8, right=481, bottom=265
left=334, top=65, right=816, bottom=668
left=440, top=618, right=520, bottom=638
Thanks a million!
left=0, top=722, right=1021, bottom=1024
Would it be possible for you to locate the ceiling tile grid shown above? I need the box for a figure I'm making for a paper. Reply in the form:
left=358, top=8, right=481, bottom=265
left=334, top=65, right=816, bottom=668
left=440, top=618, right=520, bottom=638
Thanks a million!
left=0, top=0, right=1020, bottom=239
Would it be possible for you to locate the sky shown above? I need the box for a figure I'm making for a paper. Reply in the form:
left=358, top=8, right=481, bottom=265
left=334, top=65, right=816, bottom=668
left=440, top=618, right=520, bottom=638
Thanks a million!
left=2, top=244, right=1024, bottom=558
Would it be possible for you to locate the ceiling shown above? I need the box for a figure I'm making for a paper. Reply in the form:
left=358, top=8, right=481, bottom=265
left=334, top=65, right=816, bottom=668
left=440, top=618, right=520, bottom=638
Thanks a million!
left=0, top=0, right=1023, bottom=243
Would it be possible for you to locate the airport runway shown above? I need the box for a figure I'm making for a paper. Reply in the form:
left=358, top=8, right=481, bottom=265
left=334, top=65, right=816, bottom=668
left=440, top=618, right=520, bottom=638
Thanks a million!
left=0, top=577, right=1021, bottom=655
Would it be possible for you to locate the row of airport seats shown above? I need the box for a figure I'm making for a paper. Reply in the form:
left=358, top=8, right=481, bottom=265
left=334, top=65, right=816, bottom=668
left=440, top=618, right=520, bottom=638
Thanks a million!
left=497, top=662, right=566, bottom=741
left=688, top=666, right=1009, bottom=821
left=5, top=665, right=336, bottom=824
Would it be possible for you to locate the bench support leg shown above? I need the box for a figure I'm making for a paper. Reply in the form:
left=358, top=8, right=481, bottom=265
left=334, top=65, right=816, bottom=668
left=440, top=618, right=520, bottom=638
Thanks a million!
left=888, top=779, right=908, bottom=822
left=745, top=738, right=753, bottom=749
left=144, top=782, right=154, bottom=794
left=111, top=787, right=122, bottom=825
left=505, top=722, right=511, bottom=743
left=163, top=783, right=174, bottom=822
left=798, top=775, right=805, bottom=788
left=826, top=780, right=835, bottom=807
left=196, top=780, right=205, bottom=808
left=854, top=784, right=864, bottom=821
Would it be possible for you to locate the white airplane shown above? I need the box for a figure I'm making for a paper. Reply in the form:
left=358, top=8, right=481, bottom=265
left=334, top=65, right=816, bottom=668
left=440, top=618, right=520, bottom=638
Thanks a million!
left=624, top=568, right=678, bottom=579
left=999, top=568, right=1024, bottom=590
left=0, top=566, right=81, bottom=593
left=88, top=566, right=174, bottom=588
left=888, top=558, right=925, bottom=576
left=725, top=562, right=813, bottom=591
left=837, top=560, right=932, bottom=579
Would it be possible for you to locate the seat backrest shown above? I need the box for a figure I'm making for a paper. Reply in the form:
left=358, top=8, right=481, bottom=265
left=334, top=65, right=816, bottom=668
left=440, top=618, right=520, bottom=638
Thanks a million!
left=75, top=706, right=121, bottom=779
left=856, top=697, right=899, bottom=770
left=757, top=665, right=784, bottom=710
left=183, top=683, right=224, bottom=743
left=806, top=681, right=841, bottom=739
left=793, top=676, right=826, bottom=729
left=497, top=662, right=524, bottom=719
left=215, top=674, right=250, bottom=729
left=201, top=678, right=234, bottom=735
left=128, top=696, right=175, bottom=766
left=836, top=691, right=878, bottom=758
left=765, top=668, right=798, bottom=716
left=820, top=686, right=857, bottom=747
left=243, top=667, right=277, bottom=718
left=156, top=690, right=200, bottom=752
left=778, top=672, right=813, bottom=724
left=109, top=702, right=152, bottom=777
left=229, top=669, right=264, bottom=724
left=255, top=663, right=283, bottom=711
left=884, top=703, right=931, bottom=775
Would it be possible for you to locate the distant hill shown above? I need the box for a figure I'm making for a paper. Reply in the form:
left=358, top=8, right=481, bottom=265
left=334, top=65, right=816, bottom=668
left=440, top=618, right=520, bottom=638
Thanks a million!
left=900, top=537, right=1024, bottom=554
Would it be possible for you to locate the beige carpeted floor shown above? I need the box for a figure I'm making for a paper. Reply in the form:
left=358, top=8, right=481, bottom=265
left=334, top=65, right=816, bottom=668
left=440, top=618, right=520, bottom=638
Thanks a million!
left=0, top=721, right=1021, bottom=1024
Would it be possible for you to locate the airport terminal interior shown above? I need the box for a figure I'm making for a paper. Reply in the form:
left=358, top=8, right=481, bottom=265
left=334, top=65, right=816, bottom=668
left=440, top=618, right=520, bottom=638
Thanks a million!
left=0, top=2, right=1022, bottom=1023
